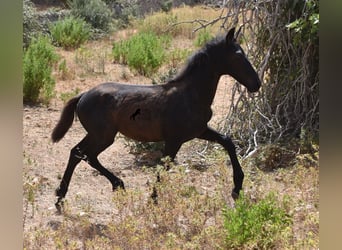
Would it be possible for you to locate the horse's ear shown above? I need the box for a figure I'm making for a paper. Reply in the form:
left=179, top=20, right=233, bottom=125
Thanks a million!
left=226, top=27, right=235, bottom=44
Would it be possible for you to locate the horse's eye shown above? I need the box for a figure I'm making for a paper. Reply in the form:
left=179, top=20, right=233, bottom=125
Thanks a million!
left=235, top=50, right=243, bottom=55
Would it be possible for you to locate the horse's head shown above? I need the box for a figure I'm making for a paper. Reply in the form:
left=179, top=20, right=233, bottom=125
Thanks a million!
left=220, top=27, right=261, bottom=93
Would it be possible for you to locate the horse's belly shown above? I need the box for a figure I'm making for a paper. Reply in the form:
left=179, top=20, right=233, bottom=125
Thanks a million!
left=118, top=119, right=163, bottom=142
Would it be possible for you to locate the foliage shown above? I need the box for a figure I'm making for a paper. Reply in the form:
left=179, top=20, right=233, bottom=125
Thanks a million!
left=286, top=0, right=319, bottom=45
left=134, top=5, right=221, bottom=39
left=74, top=46, right=108, bottom=75
left=124, top=137, right=165, bottom=159
left=104, top=0, right=140, bottom=28
left=167, top=48, right=192, bottom=68
left=112, top=32, right=170, bottom=76
left=161, top=0, right=173, bottom=13
left=23, top=0, right=41, bottom=48
left=223, top=192, right=291, bottom=249
left=57, top=59, right=75, bottom=80
left=222, top=0, right=319, bottom=156
left=137, top=11, right=179, bottom=36
left=50, top=17, right=91, bottom=49
left=68, top=0, right=113, bottom=32
left=60, top=88, right=80, bottom=104
left=244, top=138, right=318, bottom=172
left=23, top=35, right=59, bottom=104
left=194, top=28, right=213, bottom=47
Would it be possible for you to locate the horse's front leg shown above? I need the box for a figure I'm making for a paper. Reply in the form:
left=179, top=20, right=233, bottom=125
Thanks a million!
left=198, top=127, right=244, bottom=200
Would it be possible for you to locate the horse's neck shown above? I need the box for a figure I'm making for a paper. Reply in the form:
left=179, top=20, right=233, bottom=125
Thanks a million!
left=166, top=61, right=221, bottom=106
left=188, top=71, right=221, bottom=107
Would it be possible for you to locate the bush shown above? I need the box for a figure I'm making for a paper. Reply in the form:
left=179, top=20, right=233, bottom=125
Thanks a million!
left=68, top=0, right=113, bottom=32
left=23, top=0, right=40, bottom=48
left=23, top=35, right=59, bottom=104
left=113, top=32, right=170, bottom=76
left=223, top=192, right=291, bottom=249
left=224, top=0, right=319, bottom=156
left=50, top=17, right=91, bottom=49
left=135, top=6, right=222, bottom=39
left=194, top=29, right=213, bottom=47
left=137, top=12, right=179, bottom=36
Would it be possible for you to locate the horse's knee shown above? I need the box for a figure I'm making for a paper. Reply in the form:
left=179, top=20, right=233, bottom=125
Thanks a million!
left=71, top=146, right=88, bottom=161
left=222, top=135, right=236, bottom=152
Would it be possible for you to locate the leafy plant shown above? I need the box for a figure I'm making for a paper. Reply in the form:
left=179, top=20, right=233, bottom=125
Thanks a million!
left=23, top=0, right=40, bottom=48
left=137, top=12, right=178, bottom=36
left=50, top=17, right=91, bottom=49
left=225, top=0, right=319, bottom=156
left=167, top=48, right=192, bottom=68
left=223, top=192, right=291, bottom=249
left=105, top=0, right=140, bottom=28
left=75, top=46, right=108, bottom=75
left=113, top=32, right=170, bottom=76
left=57, top=59, right=75, bottom=80
left=194, top=28, right=213, bottom=47
left=60, top=88, right=80, bottom=104
left=286, top=0, right=319, bottom=45
left=68, top=0, right=113, bottom=32
left=23, top=35, right=59, bottom=104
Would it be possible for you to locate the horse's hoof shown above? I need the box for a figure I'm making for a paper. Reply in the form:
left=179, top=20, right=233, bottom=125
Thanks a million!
left=150, top=187, right=158, bottom=205
left=55, top=198, right=64, bottom=214
left=231, top=190, right=239, bottom=200
left=112, top=179, right=125, bottom=191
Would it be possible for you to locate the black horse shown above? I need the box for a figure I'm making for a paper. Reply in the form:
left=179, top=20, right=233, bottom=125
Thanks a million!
left=52, top=27, right=261, bottom=211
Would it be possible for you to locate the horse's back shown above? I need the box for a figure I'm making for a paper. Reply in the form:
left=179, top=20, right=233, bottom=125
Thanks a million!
left=76, top=82, right=166, bottom=141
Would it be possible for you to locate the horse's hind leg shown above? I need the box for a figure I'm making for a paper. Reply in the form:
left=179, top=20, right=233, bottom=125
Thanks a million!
left=84, top=133, right=125, bottom=191
left=55, top=135, right=90, bottom=212
left=198, top=127, right=244, bottom=200
left=55, top=133, right=124, bottom=212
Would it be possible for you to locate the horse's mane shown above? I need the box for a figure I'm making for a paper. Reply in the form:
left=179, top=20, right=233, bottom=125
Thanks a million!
left=168, top=35, right=224, bottom=83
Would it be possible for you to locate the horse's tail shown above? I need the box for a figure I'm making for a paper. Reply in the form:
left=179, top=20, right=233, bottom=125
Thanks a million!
left=51, top=93, right=83, bottom=143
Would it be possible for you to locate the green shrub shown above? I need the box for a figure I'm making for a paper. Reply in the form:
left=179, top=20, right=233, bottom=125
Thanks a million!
left=60, top=88, right=80, bottom=104
left=194, top=29, right=213, bottom=47
left=223, top=192, right=291, bottom=249
left=68, top=0, right=112, bottom=32
left=23, top=0, right=40, bottom=48
left=50, top=17, right=91, bottom=49
left=167, top=48, right=192, bottom=68
left=113, top=32, right=170, bottom=76
left=23, top=35, right=59, bottom=104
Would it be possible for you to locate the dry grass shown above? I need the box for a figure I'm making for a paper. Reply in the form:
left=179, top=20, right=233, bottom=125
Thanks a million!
left=23, top=145, right=318, bottom=249
left=134, top=5, right=223, bottom=39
